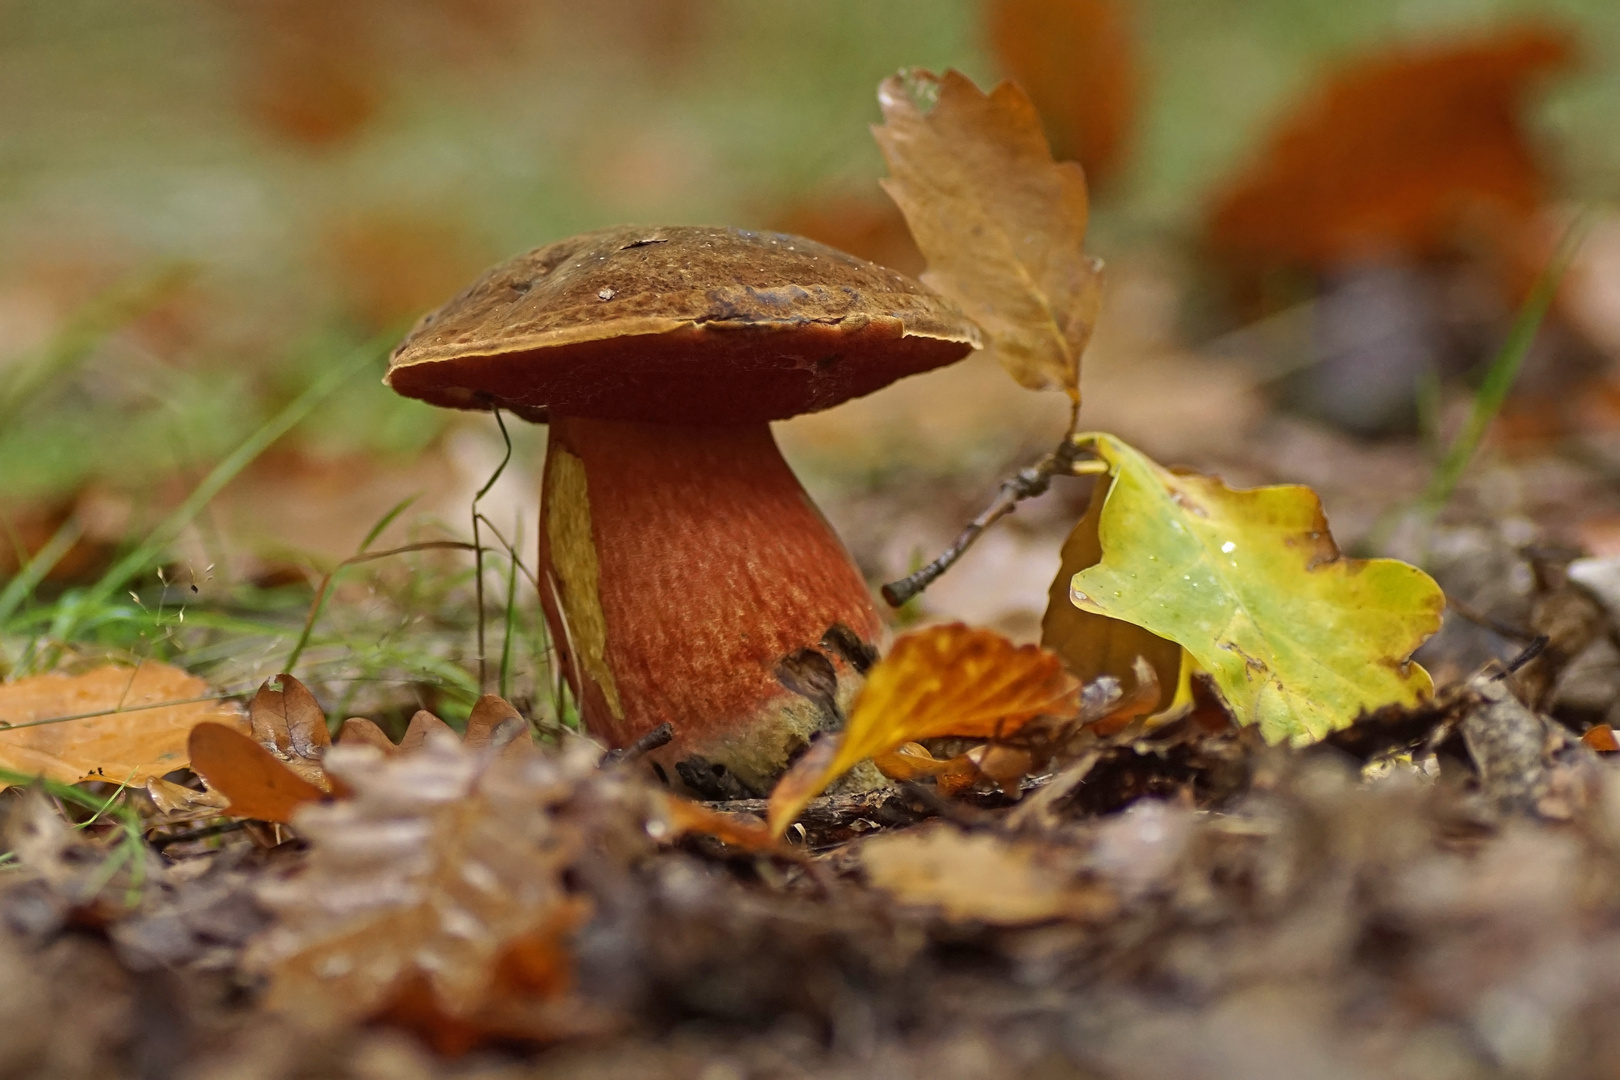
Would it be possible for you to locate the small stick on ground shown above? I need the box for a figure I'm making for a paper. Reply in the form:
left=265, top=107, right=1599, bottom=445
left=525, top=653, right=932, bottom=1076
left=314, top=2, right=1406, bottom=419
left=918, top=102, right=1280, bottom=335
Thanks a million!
left=606, top=722, right=675, bottom=764
left=881, top=434, right=1104, bottom=607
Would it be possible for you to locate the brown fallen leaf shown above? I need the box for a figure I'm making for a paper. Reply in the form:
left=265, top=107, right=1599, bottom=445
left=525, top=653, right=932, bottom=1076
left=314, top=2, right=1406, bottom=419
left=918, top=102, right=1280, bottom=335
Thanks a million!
left=1207, top=26, right=1572, bottom=279
left=874, top=68, right=1101, bottom=400
left=337, top=716, right=397, bottom=754
left=0, top=662, right=243, bottom=789
left=987, top=0, right=1137, bottom=184
left=145, top=776, right=230, bottom=818
left=188, top=722, right=327, bottom=825
left=399, top=709, right=457, bottom=752
left=859, top=821, right=1115, bottom=925
left=465, top=694, right=533, bottom=757
left=248, top=737, right=615, bottom=1049
left=248, top=674, right=331, bottom=788
left=768, top=624, right=1078, bottom=834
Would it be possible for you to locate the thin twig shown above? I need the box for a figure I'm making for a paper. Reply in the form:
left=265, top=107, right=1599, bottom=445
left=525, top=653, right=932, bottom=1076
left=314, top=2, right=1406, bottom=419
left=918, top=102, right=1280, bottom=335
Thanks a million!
left=881, top=434, right=1104, bottom=607
left=605, top=722, right=674, bottom=764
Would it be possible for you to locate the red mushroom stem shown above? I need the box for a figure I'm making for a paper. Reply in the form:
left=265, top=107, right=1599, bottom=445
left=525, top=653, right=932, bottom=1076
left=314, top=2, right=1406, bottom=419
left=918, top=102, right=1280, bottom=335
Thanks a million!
left=537, top=414, right=884, bottom=794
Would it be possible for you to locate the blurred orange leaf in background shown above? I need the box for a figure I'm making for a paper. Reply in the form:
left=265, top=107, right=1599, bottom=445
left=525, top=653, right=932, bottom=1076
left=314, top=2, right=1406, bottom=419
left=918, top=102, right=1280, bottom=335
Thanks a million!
left=875, top=69, right=1102, bottom=399
left=767, top=624, right=1077, bottom=835
left=987, top=0, right=1137, bottom=185
left=1207, top=25, right=1573, bottom=278
left=0, top=663, right=242, bottom=788
left=232, top=0, right=384, bottom=147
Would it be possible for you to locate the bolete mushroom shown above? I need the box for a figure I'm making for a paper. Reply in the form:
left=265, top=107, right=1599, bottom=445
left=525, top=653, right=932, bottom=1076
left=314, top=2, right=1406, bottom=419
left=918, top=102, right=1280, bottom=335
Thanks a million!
left=387, top=225, right=979, bottom=794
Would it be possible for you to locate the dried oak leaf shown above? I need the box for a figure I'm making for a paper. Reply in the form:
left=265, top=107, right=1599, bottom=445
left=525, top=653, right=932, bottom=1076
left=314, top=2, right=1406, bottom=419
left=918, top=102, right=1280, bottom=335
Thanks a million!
left=859, top=821, right=1114, bottom=925
left=0, top=662, right=243, bottom=789
left=1207, top=25, right=1573, bottom=274
left=987, top=0, right=1137, bottom=184
left=188, top=723, right=326, bottom=825
left=248, top=674, right=331, bottom=788
left=1062, top=433, right=1444, bottom=745
left=248, top=736, right=617, bottom=1049
left=768, top=624, right=1077, bottom=835
left=874, top=68, right=1101, bottom=398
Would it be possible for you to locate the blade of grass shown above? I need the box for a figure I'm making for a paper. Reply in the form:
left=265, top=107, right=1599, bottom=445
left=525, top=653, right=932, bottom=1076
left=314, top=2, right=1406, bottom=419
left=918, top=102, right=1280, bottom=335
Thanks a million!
left=56, top=338, right=384, bottom=641
left=283, top=540, right=476, bottom=673
left=1419, top=219, right=1587, bottom=514
left=0, top=516, right=84, bottom=626
left=360, top=495, right=418, bottom=553
left=499, top=536, right=520, bottom=700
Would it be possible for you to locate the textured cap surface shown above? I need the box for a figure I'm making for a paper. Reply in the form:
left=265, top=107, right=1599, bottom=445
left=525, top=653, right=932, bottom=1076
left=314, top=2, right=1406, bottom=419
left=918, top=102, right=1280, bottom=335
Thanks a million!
left=385, top=225, right=981, bottom=423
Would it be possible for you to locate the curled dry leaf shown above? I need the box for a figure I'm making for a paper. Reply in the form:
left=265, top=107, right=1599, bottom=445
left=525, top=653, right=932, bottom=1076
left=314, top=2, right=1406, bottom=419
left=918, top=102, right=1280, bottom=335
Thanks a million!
left=188, top=723, right=326, bottom=825
left=248, top=674, right=331, bottom=788
left=1064, top=433, right=1445, bottom=745
left=0, top=662, right=243, bottom=789
left=767, top=624, right=1078, bottom=835
left=248, top=735, right=620, bottom=1050
left=859, top=822, right=1115, bottom=925
left=874, top=68, right=1101, bottom=398
left=145, top=776, right=230, bottom=818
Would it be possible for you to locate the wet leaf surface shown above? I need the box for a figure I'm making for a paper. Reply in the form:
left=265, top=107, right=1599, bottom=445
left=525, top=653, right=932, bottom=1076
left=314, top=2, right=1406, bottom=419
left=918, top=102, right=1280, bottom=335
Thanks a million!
left=1065, top=433, right=1446, bottom=744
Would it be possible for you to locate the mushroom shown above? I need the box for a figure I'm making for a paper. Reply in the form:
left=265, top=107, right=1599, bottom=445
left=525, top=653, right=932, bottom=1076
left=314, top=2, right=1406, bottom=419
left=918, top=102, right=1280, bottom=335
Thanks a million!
left=386, top=225, right=979, bottom=795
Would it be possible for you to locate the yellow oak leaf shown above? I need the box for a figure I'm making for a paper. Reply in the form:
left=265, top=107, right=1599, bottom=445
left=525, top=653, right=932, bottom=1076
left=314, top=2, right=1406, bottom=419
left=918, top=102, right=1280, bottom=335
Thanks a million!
left=0, top=662, right=243, bottom=788
left=1065, top=434, right=1444, bottom=745
left=874, top=68, right=1101, bottom=399
left=767, top=624, right=1077, bottom=835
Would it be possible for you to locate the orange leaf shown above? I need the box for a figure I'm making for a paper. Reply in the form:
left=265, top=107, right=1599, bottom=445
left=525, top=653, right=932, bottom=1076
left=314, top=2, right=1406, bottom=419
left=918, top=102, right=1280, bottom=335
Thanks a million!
left=767, top=624, right=1078, bottom=834
left=987, top=0, right=1137, bottom=184
left=874, top=69, right=1101, bottom=399
left=656, top=794, right=779, bottom=854
left=188, top=722, right=326, bottom=824
left=1583, top=724, right=1619, bottom=752
left=1207, top=26, right=1573, bottom=277
left=0, top=662, right=242, bottom=788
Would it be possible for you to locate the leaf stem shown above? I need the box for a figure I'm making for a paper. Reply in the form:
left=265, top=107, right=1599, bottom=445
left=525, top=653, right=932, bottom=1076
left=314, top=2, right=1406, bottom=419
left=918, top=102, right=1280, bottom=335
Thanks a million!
left=880, top=434, right=1105, bottom=606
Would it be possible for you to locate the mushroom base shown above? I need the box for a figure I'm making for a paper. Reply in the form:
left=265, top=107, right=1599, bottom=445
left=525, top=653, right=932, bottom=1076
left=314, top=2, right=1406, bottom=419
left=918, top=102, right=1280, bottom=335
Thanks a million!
left=538, top=415, right=887, bottom=796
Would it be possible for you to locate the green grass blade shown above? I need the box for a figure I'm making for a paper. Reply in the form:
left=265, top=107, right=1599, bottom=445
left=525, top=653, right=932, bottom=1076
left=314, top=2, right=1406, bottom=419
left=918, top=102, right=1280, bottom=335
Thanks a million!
left=0, top=516, right=84, bottom=626
left=499, top=543, right=519, bottom=700
left=1420, top=219, right=1587, bottom=513
left=59, top=338, right=383, bottom=640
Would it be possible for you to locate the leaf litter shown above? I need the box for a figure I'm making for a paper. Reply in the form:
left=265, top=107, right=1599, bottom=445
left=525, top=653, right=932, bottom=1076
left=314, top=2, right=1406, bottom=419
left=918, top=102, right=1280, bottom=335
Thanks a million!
left=5, top=59, right=1620, bottom=1080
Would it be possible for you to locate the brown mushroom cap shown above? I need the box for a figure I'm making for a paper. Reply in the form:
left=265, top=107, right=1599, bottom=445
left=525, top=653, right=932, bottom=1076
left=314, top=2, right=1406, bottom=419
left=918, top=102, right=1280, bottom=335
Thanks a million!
left=385, top=225, right=981, bottom=424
